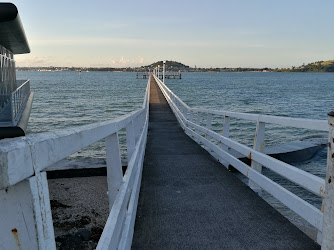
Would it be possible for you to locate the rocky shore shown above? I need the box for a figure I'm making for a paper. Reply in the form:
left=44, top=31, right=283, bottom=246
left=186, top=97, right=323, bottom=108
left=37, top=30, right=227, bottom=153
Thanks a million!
left=48, top=176, right=109, bottom=250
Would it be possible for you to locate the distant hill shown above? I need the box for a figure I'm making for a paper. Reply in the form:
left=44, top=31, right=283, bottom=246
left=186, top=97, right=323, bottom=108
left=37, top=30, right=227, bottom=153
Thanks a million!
left=280, top=60, right=334, bottom=72
left=144, top=61, right=190, bottom=71
left=17, top=59, right=334, bottom=73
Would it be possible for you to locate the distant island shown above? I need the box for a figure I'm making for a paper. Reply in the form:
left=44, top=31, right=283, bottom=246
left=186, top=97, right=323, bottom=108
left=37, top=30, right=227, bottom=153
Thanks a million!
left=278, top=60, right=334, bottom=72
left=17, top=60, right=334, bottom=73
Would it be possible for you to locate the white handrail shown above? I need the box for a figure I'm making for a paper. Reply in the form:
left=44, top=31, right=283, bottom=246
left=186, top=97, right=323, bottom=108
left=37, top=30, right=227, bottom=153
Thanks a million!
left=193, top=107, right=329, bottom=131
left=152, top=74, right=328, bottom=244
left=0, top=77, right=151, bottom=249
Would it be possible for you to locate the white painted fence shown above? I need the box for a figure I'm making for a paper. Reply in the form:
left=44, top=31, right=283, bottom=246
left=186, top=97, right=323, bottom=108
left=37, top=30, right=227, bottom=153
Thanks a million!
left=0, top=78, right=150, bottom=249
left=152, top=74, right=333, bottom=247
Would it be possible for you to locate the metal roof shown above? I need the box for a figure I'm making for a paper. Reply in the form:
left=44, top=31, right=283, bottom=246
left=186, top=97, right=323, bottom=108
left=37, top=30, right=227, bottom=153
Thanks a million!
left=0, top=3, right=30, bottom=54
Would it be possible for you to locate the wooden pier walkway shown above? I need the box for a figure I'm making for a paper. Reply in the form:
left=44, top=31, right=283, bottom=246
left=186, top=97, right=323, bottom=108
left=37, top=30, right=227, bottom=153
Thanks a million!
left=136, top=72, right=181, bottom=79
left=131, top=77, right=319, bottom=249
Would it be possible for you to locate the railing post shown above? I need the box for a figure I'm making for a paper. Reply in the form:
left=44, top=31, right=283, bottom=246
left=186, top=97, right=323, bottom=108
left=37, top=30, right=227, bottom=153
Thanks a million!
left=126, top=121, right=136, bottom=163
left=196, top=112, right=201, bottom=125
left=195, top=112, right=201, bottom=134
left=248, top=121, right=265, bottom=194
left=163, top=60, right=166, bottom=84
left=0, top=171, right=56, bottom=249
left=106, top=133, right=123, bottom=211
left=180, top=106, right=185, bottom=120
left=219, top=115, right=231, bottom=168
left=321, top=111, right=334, bottom=248
left=10, top=95, right=14, bottom=124
left=182, top=106, right=186, bottom=118
left=133, top=114, right=142, bottom=144
left=206, top=113, right=212, bottom=130
left=206, top=113, right=212, bottom=139
left=31, top=172, right=56, bottom=250
left=189, top=110, right=193, bottom=122
left=222, top=116, right=230, bottom=151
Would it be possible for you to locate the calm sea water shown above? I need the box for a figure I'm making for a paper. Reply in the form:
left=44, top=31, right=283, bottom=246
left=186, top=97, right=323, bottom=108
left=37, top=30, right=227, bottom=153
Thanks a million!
left=20, top=71, right=147, bottom=134
left=19, top=71, right=147, bottom=162
left=18, top=71, right=334, bottom=232
left=166, top=72, right=333, bottom=146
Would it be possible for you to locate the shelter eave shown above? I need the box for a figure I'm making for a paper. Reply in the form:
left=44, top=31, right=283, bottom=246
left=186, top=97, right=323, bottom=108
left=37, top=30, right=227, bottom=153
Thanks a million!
left=0, top=3, right=30, bottom=54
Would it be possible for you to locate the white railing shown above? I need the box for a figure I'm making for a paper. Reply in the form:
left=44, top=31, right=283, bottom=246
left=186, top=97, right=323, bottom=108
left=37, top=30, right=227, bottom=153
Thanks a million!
left=0, top=77, right=150, bottom=249
left=152, top=74, right=332, bottom=246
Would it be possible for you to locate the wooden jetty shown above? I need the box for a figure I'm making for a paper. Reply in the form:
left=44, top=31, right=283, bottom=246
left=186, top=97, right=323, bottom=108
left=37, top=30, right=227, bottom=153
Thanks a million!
left=131, top=77, right=319, bottom=249
left=2, top=3, right=334, bottom=250
left=136, top=71, right=181, bottom=79
left=2, top=72, right=334, bottom=249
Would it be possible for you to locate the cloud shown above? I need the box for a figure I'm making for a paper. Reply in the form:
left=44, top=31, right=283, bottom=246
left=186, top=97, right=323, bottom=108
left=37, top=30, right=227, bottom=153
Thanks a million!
left=29, top=37, right=225, bottom=48
left=14, top=53, right=147, bottom=67
left=28, top=36, right=283, bottom=53
left=109, top=56, right=146, bottom=67
left=15, top=55, right=57, bottom=67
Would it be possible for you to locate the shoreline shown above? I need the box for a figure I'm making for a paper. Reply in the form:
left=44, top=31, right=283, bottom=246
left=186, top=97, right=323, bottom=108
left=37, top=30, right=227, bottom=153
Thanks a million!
left=48, top=176, right=109, bottom=249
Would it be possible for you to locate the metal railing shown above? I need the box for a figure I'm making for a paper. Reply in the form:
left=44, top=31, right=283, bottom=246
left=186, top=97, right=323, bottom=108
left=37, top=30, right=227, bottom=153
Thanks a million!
left=0, top=79, right=30, bottom=126
left=11, top=80, right=31, bottom=125
left=0, top=78, right=150, bottom=249
left=152, top=74, right=332, bottom=246
left=0, top=45, right=16, bottom=95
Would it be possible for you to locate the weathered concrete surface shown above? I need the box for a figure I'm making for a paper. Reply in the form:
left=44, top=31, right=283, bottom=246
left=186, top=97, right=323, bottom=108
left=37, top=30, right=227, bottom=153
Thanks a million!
left=132, top=78, right=319, bottom=249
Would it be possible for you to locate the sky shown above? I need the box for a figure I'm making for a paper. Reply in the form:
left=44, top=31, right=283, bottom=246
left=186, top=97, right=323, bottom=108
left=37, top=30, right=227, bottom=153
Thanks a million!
left=5, top=0, right=334, bottom=68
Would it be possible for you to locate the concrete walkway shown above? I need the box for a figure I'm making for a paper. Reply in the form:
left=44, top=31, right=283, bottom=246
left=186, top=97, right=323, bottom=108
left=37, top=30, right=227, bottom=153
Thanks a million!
left=132, top=77, right=319, bottom=249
